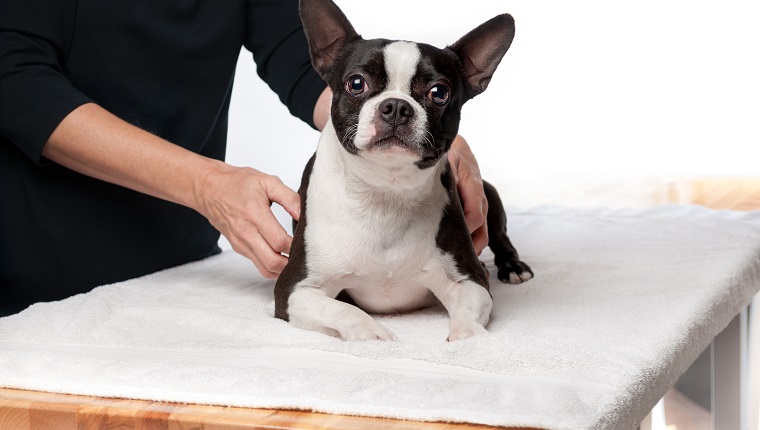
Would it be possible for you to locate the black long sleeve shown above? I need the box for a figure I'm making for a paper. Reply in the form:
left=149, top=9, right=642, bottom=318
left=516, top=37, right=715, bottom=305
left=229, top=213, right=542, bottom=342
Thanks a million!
left=0, top=0, right=91, bottom=163
left=0, top=0, right=326, bottom=309
left=245, top=0, right=327, bottom=129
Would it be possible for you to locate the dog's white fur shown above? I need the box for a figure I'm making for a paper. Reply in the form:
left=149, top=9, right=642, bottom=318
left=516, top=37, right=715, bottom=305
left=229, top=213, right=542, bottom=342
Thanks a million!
left=286, top=42, right=493, bottom=341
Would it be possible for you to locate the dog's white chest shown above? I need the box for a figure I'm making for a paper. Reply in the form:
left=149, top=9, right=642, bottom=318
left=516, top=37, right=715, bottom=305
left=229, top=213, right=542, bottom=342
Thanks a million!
left=302, top=127, right=454, bottom=313
left=331, top=240, right=446, bottom=313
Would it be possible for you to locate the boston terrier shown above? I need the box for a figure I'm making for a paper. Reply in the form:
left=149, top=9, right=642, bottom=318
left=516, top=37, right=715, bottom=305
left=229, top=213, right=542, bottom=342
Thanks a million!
left=274, top=0, right=533, bottom=341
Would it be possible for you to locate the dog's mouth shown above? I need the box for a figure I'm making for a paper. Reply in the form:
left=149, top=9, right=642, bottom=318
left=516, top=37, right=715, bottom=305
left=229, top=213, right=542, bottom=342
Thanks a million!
left=368, top=134, right=416, bottom=152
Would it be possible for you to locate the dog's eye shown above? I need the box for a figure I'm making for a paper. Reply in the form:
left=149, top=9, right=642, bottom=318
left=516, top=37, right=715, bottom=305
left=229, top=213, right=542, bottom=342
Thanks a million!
left=345, top=75, right=368, bottom=96
left=428, top=85, right=450, bottom=106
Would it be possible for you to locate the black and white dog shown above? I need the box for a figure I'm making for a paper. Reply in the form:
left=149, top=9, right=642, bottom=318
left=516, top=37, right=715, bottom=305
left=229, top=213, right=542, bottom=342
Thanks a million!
left=275, top=0, right=533, bottom=341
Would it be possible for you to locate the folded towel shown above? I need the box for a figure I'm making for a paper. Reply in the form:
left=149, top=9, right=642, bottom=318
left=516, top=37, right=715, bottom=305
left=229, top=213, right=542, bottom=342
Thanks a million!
left=1, top=205, right=759, bottom=430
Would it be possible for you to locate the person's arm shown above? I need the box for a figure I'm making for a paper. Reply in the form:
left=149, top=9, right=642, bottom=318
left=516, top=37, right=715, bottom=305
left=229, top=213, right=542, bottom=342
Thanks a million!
left=0, top=0, right=322, bottom=279
left=42, top=103, right=301, bottom=279
left=245, top=0, right=327, bottom=129
left=0, top=0, right=90, bottom=163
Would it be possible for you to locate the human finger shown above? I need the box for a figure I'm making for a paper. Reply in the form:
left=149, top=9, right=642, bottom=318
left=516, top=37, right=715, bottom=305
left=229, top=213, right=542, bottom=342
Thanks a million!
left=264, top=175, right=301, bottom=222
left=226, top=232, right=279, bottom=279
left=247, top=229, right=289, bottom=277
left=460, top=179, right=486, bottom=234
left=252, top=205, right=293, bottom=255
left=472, top=223, right=489, bottom=255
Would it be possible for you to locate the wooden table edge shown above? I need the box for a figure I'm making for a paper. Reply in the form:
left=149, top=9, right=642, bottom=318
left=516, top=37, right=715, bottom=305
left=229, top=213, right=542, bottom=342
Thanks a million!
left=0, top=387, right=540, bottom=430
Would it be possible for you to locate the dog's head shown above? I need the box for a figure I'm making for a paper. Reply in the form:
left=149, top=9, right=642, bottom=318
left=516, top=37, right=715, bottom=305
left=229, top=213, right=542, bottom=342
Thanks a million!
left=300, top=0, right=514, bottom=169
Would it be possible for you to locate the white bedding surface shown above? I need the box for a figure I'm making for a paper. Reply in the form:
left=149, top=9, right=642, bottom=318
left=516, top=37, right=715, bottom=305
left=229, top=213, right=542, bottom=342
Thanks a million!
left=1, top=205, right=759, bottom=430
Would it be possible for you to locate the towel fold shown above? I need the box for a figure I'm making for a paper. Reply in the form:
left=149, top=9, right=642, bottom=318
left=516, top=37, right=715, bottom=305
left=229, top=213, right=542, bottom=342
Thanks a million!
left=1, top=205, right=759, bottom=430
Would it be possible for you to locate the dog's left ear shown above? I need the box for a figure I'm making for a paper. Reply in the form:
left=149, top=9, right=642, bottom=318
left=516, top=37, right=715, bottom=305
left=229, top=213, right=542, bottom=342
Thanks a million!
left=449, top=14, right=515, bottom=99
left=299, top=0, right=360, bottom=80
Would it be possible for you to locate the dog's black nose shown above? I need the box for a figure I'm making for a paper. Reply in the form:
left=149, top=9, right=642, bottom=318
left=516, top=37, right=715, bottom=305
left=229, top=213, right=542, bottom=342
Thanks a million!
left=379, top=98, right=414, bottom=125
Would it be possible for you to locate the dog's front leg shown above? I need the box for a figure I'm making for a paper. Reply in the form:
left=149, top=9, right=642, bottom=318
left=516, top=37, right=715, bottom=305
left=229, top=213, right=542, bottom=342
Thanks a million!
left=433, top=281, right=493, bottom=341
left=287, top=287, right=399, bottom=341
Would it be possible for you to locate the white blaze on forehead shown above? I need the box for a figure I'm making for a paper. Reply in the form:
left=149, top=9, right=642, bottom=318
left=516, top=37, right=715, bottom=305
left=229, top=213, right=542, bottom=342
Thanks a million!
left=352, top=41, right=427, bottom=152
left=383, top=41, right=420, bottom=92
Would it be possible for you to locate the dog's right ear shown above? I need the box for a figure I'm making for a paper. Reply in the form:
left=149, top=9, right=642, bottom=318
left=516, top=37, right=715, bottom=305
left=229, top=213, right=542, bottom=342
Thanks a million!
left=299, top=0, right=360, bottom=80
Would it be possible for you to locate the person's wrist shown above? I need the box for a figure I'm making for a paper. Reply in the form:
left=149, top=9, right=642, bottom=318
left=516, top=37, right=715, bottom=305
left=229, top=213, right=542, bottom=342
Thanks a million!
left=191, top=158, right=231, bottom=216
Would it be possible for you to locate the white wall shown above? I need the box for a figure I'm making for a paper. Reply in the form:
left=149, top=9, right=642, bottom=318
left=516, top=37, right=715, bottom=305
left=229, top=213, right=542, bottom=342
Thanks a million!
left=225, top=0, right=760, bottom=235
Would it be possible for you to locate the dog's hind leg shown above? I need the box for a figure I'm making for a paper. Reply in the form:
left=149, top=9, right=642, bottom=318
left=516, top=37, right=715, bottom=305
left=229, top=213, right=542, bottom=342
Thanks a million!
left=483, top=181, right=534, bottom=284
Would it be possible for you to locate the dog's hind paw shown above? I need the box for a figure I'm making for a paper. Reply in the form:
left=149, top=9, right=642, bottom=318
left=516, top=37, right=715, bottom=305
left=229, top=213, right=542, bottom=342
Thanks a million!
left=497, top=259, right=534, bottom=284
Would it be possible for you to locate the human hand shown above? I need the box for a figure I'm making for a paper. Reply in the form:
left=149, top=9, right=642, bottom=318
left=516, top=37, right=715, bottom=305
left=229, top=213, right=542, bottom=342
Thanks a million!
left=195, top=163, right=300, bottom=278
left=448, top=135, right=489, bottom=255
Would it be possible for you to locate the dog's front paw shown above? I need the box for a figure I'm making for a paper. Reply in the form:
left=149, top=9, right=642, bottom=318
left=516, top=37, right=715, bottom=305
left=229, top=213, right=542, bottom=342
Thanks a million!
left=497, top=259, right=534, bottom=284
left=341, top=318, right=399, bottom=342
left=447, top=322, right=488, bottom=342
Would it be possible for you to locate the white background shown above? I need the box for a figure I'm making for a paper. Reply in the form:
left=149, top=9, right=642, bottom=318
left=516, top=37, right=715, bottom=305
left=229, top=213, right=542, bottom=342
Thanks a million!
left=224, top=0, right=760, bottom=236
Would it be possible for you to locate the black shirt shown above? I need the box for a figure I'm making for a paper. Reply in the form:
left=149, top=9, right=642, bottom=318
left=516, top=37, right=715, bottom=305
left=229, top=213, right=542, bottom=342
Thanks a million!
left=0, top=0, right=326, bottom=309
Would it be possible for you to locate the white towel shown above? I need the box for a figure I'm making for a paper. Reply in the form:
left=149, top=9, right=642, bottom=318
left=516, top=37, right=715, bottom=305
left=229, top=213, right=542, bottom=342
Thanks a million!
left=1, top=205, right=759, bottom=430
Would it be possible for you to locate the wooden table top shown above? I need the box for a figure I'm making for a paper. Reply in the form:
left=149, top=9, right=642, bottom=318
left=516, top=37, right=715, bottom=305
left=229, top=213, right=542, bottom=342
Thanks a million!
left=0, top=388, right=534, bottom=430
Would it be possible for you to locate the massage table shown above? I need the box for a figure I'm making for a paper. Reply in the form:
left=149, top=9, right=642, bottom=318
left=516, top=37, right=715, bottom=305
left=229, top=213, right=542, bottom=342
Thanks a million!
left=1, top=190, right=758, bottom=429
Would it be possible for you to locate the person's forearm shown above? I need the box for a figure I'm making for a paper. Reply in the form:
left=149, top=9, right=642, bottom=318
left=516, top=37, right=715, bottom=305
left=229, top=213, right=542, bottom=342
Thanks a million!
left=44, top=102, right=302, bottom=278
left=42, top=102, right=221, bottom=212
